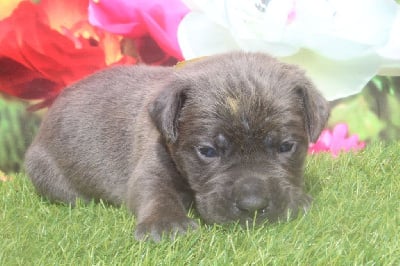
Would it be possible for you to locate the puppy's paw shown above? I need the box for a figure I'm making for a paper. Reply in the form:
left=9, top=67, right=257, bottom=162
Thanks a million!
left=285, top=193, right=313, bottom=221
left=134, top=216, right=199, bottom=242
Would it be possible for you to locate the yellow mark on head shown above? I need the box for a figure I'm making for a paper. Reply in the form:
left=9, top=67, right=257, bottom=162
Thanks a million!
left=175, top=56, right=208, bottom=69
left=227, top=97, right=239, bottom=115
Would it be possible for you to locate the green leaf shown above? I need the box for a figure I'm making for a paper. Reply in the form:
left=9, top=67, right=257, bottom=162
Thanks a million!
left=329, top=94, right=385, bottom=140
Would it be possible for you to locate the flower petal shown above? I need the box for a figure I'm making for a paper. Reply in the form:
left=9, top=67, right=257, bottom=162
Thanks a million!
left=281, top=49, right=380, bottom=100
left=179, top=0, right=400, bottom=99
left=178, top=12, right=240, bottom=59
left=377, top=8, right=400, bottom=76
left=288, top=0, right=398, bottom=60
left=0, top=57, right=59, bottom=100
left=0, top=0, right=21, bottom=20
left=309, top=123, right=365, bottom=156
left=88, top=0, right=188, bottom=59
left=40, top=0, right=89, bottom=32
left=332, top=123, right=349, bottom=139
left=181, top=0, right=230, bottom=28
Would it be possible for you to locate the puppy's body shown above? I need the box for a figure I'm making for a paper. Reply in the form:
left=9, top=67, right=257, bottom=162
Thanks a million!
left=25, top=52, right=329, bottom=241
left=26, top=66, right=168, bottom=203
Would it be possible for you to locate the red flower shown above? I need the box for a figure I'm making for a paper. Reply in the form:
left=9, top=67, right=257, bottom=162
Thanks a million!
left=0, top=0, right=132, bottom=109
left=309, top=123, right=366, bottom=157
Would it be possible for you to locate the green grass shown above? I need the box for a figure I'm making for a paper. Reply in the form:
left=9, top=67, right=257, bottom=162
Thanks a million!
left=1, top=142, right=399, bottom=265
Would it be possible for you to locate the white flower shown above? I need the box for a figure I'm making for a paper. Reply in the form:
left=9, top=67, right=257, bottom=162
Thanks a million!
left=178, top=0, right=400, bottom=100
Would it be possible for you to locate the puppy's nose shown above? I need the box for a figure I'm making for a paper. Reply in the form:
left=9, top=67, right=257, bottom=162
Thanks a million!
left=235, top=180, right=269, bottom=214
left=236, top=194, right=269, bottom=214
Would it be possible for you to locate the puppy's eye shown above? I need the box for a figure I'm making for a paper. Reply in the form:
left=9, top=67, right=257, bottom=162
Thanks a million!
left=197, top=146, right=219, bottom=158
left=279, top=142, right=294, bottom=153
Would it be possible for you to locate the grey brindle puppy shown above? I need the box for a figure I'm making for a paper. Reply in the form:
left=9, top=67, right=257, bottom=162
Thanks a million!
left=25, top=52, right=329, bottom=241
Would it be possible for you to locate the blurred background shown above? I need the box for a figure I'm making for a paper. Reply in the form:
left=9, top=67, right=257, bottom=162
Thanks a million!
left=1, top=0, right=399, bottom=173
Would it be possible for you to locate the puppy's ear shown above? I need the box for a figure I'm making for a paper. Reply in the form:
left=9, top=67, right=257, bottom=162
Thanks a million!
left=296, top=84, right=330, bottom=143
left=148, top=83, right=187, bottom=143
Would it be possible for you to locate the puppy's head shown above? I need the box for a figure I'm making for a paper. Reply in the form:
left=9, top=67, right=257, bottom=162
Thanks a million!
left=149, top=52, right=329, bottom=224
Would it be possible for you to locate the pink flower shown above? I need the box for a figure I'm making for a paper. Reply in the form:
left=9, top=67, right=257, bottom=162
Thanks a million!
left=88, top=0, right=189, bottom=61
left=308, top=123, right=365, bottom=157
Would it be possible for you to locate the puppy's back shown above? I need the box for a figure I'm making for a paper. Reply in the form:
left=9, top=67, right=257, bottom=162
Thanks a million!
left=25, top=65, right=171, bottom=204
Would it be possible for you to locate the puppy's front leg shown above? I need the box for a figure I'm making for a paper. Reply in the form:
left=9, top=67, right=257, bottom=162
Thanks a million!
left=126, top=153, right=198, bottom=242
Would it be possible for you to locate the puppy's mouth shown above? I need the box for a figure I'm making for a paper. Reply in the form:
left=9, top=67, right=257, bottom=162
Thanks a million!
left=195, top=185, right=312, bottom=225
left=231, top=196, right=287, bottom=224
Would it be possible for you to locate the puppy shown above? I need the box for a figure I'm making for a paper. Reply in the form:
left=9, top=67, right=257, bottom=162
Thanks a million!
left=25, top=52, right=329, bottom=241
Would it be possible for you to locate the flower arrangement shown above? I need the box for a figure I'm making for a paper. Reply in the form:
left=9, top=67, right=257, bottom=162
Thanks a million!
left=178, top=0, right=400, bottom=101
left=0, top=0, right=187, bottom=109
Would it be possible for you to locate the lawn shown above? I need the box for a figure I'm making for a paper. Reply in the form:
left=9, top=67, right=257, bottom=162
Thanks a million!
left=1, top=142, right=399, bottom=265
